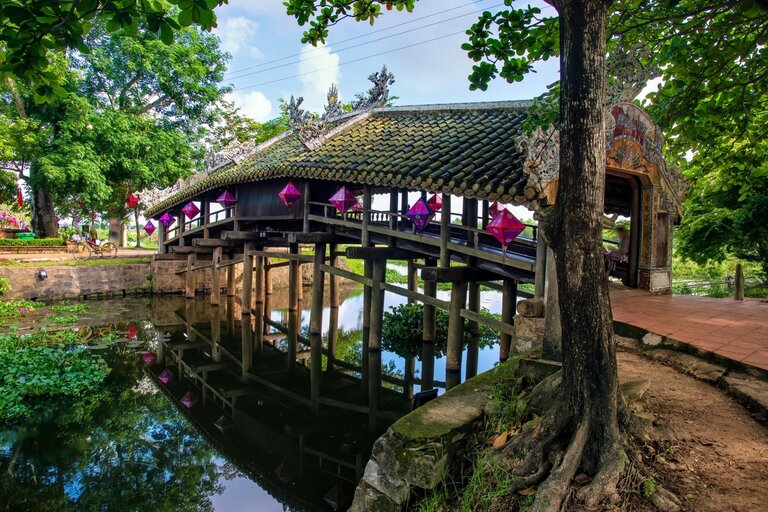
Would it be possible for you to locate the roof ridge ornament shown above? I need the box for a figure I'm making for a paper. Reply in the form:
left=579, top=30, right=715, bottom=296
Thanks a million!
left=353, top=65, right=395, bottom=111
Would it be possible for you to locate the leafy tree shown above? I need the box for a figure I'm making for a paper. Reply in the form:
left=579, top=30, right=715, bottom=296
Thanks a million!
left=283, top=0, right=762, bottom=508
left=0, top=23, right=228, bottom=237
left=0, top=0, right=227, bottom=97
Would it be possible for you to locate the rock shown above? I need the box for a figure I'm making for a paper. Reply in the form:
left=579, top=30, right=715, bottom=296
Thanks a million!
left=361, top=459, right=409, bottom=505
left=621, top=379, right=651, bottom=404
left=721, top=373, right=768, bottom=424
left=642, top=333, right=663, bottom=347
left=348, top=481, right=401, bottom=512
left=644, top=349, right=726, bottom=384
left=649, top=485, right=681, bottom=512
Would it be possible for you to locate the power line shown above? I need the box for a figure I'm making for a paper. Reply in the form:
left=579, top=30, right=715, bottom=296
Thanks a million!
left=233, top=29, right=467, bottom=92
left=225, top=3, right=502, bottom=81
left=224, top=0, right=497, bottom=77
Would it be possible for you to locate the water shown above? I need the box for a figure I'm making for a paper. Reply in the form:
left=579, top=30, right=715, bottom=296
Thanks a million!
left=0, top=283, right=507, bottom=511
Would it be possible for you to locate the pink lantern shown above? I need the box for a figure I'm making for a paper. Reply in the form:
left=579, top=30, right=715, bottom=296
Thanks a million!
left=487, top=208, right=525, bottom=246
left=279, top=181, right=302, bottom=208
left=142, top=352, right=155, bottom=365
left=489, top=201, right=503, bottom=219
left=144, top=220, right=156, bottom=236
left=158, top=212, right=175, bottom=229
left=329, top=186, right=361, bottom=214
left=181, top=201, right=199, bottom=220
left=158, top=368, right=173, bottom=384
left=126, top=193, right=140, bottom=208
left=180, top=391, right=198, bottom=408
left=407, top=197, right=435, bottom=232
left=427, top=194, right=442, bottom=211
left=217, top=190, right=237, bottom=209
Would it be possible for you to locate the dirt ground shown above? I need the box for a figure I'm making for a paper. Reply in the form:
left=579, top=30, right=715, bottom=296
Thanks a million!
left=617, top=348, right=768, bottom=511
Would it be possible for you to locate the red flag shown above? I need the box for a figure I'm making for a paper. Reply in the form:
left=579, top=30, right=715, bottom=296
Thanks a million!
left=16, top=188, right=23, bottom=208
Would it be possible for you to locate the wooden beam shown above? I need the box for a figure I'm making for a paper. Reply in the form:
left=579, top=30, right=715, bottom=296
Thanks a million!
left=171, top=246, right=214, bottom=255
left=193, top=238, right=235, bottom=248
left=318, top=264, right=372, bottom=287
left=344, top=246, right=421, bottom=260
left=249, top=249, right=314, bottom=262
left=154, top=253, right=186, bottom=261
left=221, top=231, right=262, bottom=241
left=420, top=266, right=500, bottom=283
left=287, top=232, right=340, bottom=244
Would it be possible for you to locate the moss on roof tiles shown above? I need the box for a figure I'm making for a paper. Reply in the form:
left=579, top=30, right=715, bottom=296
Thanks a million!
left=145, top=101, right=531, bottom=217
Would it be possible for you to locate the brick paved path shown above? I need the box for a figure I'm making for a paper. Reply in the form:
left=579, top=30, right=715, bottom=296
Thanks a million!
left=611, top=285, right=768, bottom=373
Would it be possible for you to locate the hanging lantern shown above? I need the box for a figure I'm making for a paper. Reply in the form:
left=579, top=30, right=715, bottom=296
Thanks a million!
left=489, top=201, right=503, bottom=219
left=180, top=391, right=198, bottom=409
left=329, top=186, right=361, bottom=213
left=427, top=193, right=442, bottom=211
left=217, top=190, right=237, bottom=209
left=158, top=212, right=175, bottom=229
left=279, top=181, right=302, bottom=208
left=181, top=201, right=200, bottom=220
left=127, top=325, right=137, bottom=340
left=407, top=197, right=435, bottom=232
left=487, top=208, right=525, bottom=247
left=158, top=368, right=173, bottom=384
left=142, top=352, right=155, bottom=365
left=144, top=220, right=156, bottom=236
left=126, top=193, right=140, bottom=208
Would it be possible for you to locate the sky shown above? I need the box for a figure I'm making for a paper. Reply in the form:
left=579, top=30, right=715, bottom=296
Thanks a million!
left=212, top=0, right=561, bottom=122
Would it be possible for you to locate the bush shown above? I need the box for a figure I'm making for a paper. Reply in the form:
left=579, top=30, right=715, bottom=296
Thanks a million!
left=0, top=237, right=66, bottom=247
left=0, top=277, right=9, bottom=295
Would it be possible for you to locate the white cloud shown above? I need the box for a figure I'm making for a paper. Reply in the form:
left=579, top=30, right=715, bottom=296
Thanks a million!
left=215, top=16, right=263, bottom=59
left=227, top=91, right=274, bottom=122
left=298, top=43, right=340, bottom=112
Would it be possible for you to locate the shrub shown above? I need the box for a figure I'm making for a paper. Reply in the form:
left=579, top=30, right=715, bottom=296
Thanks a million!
left=0, top=237, right=66, bottom=247
left=0, top=277, right=10, bottom=295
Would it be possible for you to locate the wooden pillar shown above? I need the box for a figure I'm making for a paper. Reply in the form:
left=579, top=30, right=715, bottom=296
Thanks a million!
left=202, top=201, right=210, bottom=238
left=226, top=296, right=235, bottom=335
left=288, top=243, right=300, bottom=374
left=211, top=247, right=222, bottom=306
left=466, top=281, right=481, bottom=379
left=361, top=259, right=371, bottom=391
left=400, top=190, right=408, bottom=230
left=264, top=257, right=273, bottom=296
left=226, top=256, right=235, bottom=297
left=534, top=228, right=547, bottom=298
left=440, top=194, right=451, bottom=267
left=446, top=280, right=468, bottom=390
left=368, top=258, right=386, bottom=430
left=362, top=185, right=372, bottom=247
left=178, top=214, right=185, bottom=247
left=389, top=188, right=398, bottom=244
left=481, top=200, right=490, bottom=229
left=241, top=315, right=252, bottom=380
left=302, top=182, right=311, bottom=233
left=157, top=222, right=166, bottom=255
left=404, top=357, right=415, bottom=400
left=328, top=244, right=339, bottom=372
left=407, top=260, right=418, bottom=304
left=254, top=255, right=264, bottom=356
left=500, top=278, right=517, bottom=361
left=185, top=253, right=196, bottom=299
left=211, top=305, right=221, bottom=362
left=309, top=243, right=326, bottom=414
left=735, top=263, right=745, bottom=301
left=241, top=242, right=253, bottom=316
left=421, top=258, right=437, bottom=390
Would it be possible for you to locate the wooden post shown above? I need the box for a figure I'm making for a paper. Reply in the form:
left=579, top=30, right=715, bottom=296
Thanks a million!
left=534, top=228, right=547, bottom=298
left=211, top=305, right=221, bottom=362
left=254, top=255, right=264, bottom=356
left=500, top=278, right=518, bottom=361
left=309, top=243, right=326, bottom=414
left=389, top=188, right=398, bottom=244
left=241, top=314, right=252, bottom=380
left=466, top=281, right=481, bottom=379
left=288, top=243, right=299, bottom=374
left=368, top=258, right=386, bottom=430
left=400, top=190, right=408, bottom=230
left=157, top=222, right=166, bottom=255
left=178, top=214, right=185, bottom=247
left=440, top=194, right=451, bottom=267
left=302, top=182, right=311, bottom=233
left=362, top=185, right=372, bottom=247
left=735, top=262, right=745, bottom=301
left=446, top=280, right=468, bottom=389
left=202, top=201, right=210, bottom=238
left=421, top=258, right=437, bottom=390
left=264, top=257, right=273, bottom=296
left=226, top=296, right=235, bottom=336
left=404, top=357, right=415, bottom=400
left=481, top=200, right=490, bottom=229
left=185, top=253, right=196, bottom=299
left=241, top=241, right=253, bottom=316
left=361, top=259, right=372, bottom=391
left=211, top=247, right=222, bottom=306
left=328, top=244, right=339, bottom=372
left=407, top=260, right=418, bottom=304
left=226, top=257, right=235, bottom=297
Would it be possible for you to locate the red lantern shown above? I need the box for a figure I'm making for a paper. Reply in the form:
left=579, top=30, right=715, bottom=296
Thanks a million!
left=181, top=201, right=200, bottom=220
left=329, top=186, right=361, bottom=213
left=279, top=181, right=302, bottom=208
left=487, top=208, right=525, bottom=246
left=407, top=197, right=435, bottom=232
left=427, top=194, right=442, bottom=211
left=126, top=193, right=140, bottom=208
left=489, top=201, right=503, bottom=219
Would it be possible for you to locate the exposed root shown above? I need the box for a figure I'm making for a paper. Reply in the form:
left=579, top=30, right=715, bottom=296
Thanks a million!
left=575, top=442, right=626, bottom=509
left=530, top=419, right=588, bottom=512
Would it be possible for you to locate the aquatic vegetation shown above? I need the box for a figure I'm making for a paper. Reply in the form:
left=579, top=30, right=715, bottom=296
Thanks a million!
left=0, top=300, right=39, bottom=317
left=53, top=314, right=80, bottom=324
left=51, top=301, right=89, bottom=313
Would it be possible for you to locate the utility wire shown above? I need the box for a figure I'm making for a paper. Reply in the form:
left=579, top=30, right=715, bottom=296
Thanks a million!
left=226, top=3, right=502, bottom=81
left=233, top=29, right=467, bottom=92
left=224, top=0, right=497, bottom=76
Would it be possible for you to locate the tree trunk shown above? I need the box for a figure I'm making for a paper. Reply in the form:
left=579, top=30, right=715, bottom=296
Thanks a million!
left=549, top=0, right=622, bottom=486
left=134, top=208, right=142, bottom=249
left=31, top=183, right=58, bottom=238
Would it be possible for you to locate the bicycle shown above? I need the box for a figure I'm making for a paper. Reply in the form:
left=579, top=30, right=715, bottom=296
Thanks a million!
left=71, top=234, right=118, bottom=261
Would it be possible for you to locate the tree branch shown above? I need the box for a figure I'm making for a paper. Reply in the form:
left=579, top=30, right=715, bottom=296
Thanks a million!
left=137, top=94, right=171, bottom=114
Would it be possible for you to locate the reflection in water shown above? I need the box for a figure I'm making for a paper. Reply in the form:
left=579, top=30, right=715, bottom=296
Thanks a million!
left=0, top=284, right=508, bottom=511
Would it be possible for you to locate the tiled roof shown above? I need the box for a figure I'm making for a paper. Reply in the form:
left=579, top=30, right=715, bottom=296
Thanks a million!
left=145, top=100, right=532, bottom=217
